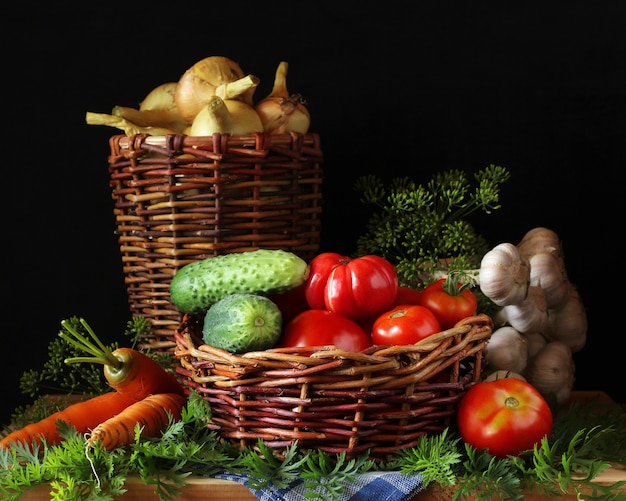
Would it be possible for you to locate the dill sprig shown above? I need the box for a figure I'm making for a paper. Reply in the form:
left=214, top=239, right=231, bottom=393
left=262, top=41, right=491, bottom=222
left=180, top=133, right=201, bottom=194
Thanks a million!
left=353, top=164, right=511, bottom=290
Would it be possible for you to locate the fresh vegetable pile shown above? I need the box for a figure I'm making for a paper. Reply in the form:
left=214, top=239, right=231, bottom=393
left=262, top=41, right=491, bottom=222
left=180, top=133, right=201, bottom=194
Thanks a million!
left=86, top=55, right=311, bottom=136
left=170, top=248, right=481, bottom=355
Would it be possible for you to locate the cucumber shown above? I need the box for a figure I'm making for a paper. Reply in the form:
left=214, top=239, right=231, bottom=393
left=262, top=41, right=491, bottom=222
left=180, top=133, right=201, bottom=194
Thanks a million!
left=170, top=249, right=309, bottom=314
left=202, top=293, right=282, bottom=353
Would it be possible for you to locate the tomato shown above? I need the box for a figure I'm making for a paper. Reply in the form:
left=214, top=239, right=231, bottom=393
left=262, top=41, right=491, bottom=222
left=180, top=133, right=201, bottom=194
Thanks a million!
left=419, top=277, right=478, bottom=330
left=267, top=283, right=310, bottom=325
left=279, top=309, right=373, bottom=352
left=371, top=305, right=441, bottom=346
left=304, top=252, right=398, bottom=321
left=394, top=286, right=423, bottom=305
left=456, top=378, right=553, bottom=459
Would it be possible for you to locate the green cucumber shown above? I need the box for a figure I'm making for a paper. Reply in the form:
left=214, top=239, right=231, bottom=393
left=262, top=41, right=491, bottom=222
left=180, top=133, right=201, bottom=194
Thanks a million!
left=202, top=293, right=282, bottom=353
left=170, top=249, right=309, bottom=314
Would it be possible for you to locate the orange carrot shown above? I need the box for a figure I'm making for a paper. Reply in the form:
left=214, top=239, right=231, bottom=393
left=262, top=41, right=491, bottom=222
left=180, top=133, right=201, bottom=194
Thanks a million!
left=85, top=393, right=187, bottom=450
left=0, top=392, right=136, bottom=450
left=59, top=318, right=185, bottom=401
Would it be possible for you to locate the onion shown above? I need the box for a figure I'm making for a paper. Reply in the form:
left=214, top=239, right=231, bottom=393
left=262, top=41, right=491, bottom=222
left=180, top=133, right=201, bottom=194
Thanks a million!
left=175, top=56, right=254, bottom=123
left=139, top=82, right=179, bottom=111
left=255, top=61, right=310, bottom=134
left=189, top=96, right=263, bottom=136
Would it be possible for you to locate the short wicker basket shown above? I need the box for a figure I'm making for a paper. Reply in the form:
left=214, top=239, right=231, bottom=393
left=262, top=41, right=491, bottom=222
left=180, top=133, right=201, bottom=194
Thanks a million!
left=174, top=313, right=493, bottom=460
left=107, top=132, right=323, bottom=352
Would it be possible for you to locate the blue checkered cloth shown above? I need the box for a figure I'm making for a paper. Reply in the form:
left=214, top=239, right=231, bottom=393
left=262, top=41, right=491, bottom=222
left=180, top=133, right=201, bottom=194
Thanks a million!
left=214, top=470, right=426, bottom=501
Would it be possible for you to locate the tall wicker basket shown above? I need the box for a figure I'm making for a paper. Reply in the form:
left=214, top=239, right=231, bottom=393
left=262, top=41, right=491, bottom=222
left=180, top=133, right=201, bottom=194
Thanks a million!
left=107, top=132, right=323, bottom=352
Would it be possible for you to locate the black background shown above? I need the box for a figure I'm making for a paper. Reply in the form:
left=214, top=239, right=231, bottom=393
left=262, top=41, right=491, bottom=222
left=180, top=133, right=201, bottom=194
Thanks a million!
left=3, top=1, right=625, bottom=424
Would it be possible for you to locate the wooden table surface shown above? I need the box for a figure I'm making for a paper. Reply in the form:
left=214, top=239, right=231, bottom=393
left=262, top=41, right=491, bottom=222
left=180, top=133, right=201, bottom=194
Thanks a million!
left=18, top=391, right=626, bottom=501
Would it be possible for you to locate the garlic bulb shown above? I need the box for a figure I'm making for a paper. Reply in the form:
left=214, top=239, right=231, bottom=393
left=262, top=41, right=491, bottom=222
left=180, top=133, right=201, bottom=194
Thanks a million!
left=500, top=285, right=548, bottom=335
left=517, top=226, right=562, bottom=260
left=255, top=61, right=311, bottom=134
left=528, top=251, right=570, bottom=309
left=524, top=340, right=575, bottom=408
left=484, top=370, right=526, bottom=382
left=478, top=242, right=530, bottom=306
left=524, top=332, right=548, bottom=359
left=545, top=286, right=587, bottom=353
left=175, top=56, right=253, bottom=123
left=189, top=96, right=263, bottom=136
left=485, top=326, right=528, bottom=373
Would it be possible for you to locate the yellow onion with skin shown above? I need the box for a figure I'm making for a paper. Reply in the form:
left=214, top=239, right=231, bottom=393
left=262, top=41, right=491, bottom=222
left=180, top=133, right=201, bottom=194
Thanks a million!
left=175, top=56, right=254, bottom=123
left=255, top=61, right=310, bottom=134
left=189, top=96, right=263, bottom=136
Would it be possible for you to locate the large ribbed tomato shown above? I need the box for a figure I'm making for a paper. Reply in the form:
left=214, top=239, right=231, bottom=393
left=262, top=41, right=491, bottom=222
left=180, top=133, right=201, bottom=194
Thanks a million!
left=304, top=253, right=398, bottom=321
left=456, top=378, right=553, bottom=459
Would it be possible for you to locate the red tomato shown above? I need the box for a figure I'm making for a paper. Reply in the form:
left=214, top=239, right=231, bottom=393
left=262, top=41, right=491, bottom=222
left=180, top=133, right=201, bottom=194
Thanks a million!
left=419, top=278, right=478, bottom=330
left=279, top=309, right=373, bottom=352
left=267, top=283, right=310, bottom=325
left=394, top=286, right=423, bottom=305
left=304, top=252, right=398, bottom=321
left=371, top=305, right=441, bottom=345
left=456, top=378, right=553, bottom=459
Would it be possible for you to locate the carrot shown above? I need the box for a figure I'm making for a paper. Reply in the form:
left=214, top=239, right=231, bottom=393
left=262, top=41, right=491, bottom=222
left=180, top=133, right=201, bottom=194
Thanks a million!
left=85, top=392, right=187, bottom=450
left=59, top=318, right=185, bottom=401
left=0, top=392, right=136, bottom=450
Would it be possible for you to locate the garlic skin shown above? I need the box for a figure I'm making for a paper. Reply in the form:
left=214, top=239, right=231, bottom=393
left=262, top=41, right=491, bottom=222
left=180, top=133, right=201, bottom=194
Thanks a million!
left=528, top=251, right=570, bottom=309
left=479, top=242, right=530, bottom=306
left=524, top=340, right=575, bottom=408
left=485, top=325, right=528, bottom=374
left=545, top=286, right=587, bottom=353
left=500, top=285, right=548, bottom=335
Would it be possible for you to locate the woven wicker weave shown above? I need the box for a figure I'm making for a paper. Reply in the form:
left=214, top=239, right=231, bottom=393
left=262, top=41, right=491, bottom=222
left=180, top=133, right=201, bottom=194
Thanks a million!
left=174, top=313, right=493, bottom=460
left=107, top=132, right=323, bottom=351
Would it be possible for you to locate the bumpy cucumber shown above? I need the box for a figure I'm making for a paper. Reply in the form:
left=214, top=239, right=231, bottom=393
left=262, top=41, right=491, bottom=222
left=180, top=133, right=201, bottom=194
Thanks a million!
left=202, top=293, right=282, bottom=353
left=170, top=249, right=309, bottom=314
